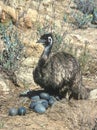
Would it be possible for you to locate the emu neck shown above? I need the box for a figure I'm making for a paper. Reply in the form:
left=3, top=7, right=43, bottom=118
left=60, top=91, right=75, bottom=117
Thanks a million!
left=39, top=45, right=52, bottom=66
left=42, top=45, right=52, bottom=59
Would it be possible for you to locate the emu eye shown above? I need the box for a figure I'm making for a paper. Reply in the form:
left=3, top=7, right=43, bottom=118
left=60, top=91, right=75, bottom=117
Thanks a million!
left=48, top=36, right=52, bottom=43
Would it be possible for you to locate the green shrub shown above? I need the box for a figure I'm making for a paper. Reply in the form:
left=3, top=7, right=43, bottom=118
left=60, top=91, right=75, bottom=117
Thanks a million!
left=74, top=0, right=95, bottom=14
left=73, top=13, right=92, bottom=28
left=78, top=42, right=90, bottom=73
left=0, top=21, right=24, bottom=73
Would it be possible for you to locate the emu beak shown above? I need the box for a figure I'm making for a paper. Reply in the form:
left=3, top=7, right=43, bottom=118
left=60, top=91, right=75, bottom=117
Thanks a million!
left=36, top=39, right=46, bottom=44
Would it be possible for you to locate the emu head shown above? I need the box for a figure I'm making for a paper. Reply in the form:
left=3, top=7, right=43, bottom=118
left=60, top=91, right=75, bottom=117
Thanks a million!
left=37, top=33, right=53, bottom=47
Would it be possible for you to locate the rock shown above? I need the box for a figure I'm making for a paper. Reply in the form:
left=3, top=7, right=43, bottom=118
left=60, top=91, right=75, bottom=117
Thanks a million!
left=24, top=9, right=38, bottom=28
left=23, top=40, right=44, bottom=57
left=14, top=39, right=44, bottom=88
left=27, top=9, right=38, bottom=22
left=14, top=52, right=41, bottom=88
left=88, top=89, right=97, bottom=99
left=24, top=16, right=32, bottom=28
left=3, top=6, right=17, bottom=21
left=4, top=0, right=26, bottom=8
left=0, top=5, right=2, bottom=15
left=21, top=57, right=39, bottom=67
left=42, top=0, right=51, bottom=6
left=0, top=2, right=38, bottom=26
left=0, top=71, right=11, bottom=94
left=0, top=2, right=17, bottom=22
left=54, top=20, right=62, bottom=29
left=15, top=67, right=36, bottom=88
left=0, top=80, right=9, bottom=94
left=0, top=40, right=5, bottom=52
left=63, top=33, right=92, bottom=57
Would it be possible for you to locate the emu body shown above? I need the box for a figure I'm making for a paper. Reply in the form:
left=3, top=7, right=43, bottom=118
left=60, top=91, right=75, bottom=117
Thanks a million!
left=33, top=33, right=89, bottom=99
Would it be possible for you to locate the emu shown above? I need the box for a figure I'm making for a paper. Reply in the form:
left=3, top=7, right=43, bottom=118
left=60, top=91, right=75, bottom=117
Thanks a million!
left=33, top=33, right=90, bottom=100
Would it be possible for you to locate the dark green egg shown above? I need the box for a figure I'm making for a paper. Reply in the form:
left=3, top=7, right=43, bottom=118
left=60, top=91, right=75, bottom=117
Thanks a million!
left=18, top=107, right=26, bottom=116
left=9, top=108, right=18, bottom=116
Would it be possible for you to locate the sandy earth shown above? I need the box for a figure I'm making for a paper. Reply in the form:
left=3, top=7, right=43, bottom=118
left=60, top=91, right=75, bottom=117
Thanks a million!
left=0, top=0, right=97, bottom=130
left=0, top=75, right=97, bottom=130
left=0, top=24, right=97, bottom=130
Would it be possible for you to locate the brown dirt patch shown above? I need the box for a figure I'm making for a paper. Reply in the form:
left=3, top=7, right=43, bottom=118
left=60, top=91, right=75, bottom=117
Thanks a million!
left=0, top=77, right=97, bottom=130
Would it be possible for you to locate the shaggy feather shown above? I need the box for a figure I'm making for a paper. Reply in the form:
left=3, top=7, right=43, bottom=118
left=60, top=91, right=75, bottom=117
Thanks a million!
left=33, top=33, right=89, bottom=99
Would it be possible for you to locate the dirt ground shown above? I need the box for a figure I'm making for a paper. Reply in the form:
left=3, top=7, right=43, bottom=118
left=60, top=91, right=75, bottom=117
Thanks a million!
left=0, top=0, right=97, bottom=130
left=0, top=27, right=97, bottom=129
left=0, top=75, right=97, bottom=130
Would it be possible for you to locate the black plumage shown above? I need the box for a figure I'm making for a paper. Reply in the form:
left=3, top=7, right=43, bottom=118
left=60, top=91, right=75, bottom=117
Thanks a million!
left=33, top=33, right=89, bottom=99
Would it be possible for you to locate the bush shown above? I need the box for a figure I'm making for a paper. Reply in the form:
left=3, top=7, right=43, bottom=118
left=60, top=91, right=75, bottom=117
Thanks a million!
left=0, top=21, right=24, bottom=83
left=73, top=13, right=92, bottom=28
left=74, top=0, right=95, bottom=14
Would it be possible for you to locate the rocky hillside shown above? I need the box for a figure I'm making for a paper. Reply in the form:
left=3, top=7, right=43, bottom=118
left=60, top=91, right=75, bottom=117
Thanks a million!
left=0, top=0, right=97, bottom=90
left=0, top=0, right=97, bottom=130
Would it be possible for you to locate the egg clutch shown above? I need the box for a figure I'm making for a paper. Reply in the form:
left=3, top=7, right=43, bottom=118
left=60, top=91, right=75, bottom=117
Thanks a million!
left=9, top=92, right=57, bottom=116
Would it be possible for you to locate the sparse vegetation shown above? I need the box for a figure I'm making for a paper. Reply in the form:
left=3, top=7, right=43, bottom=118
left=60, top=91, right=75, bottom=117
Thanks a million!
left=0, top=21, right=24, bottom=72
left=0, top=0, right=97, bottom=130
left=74, top=0, right=95, bottom=14
left=73, top=13, right=92, bottom=28
left=78, top=41, right=90, bottom=73
left=73, top=0, right=97, bottom=28
left=0, top=122, right=4, bottom=129
left=37, top=22, right=90, bottom=74
left=63, top=14, right=67, bottom=22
